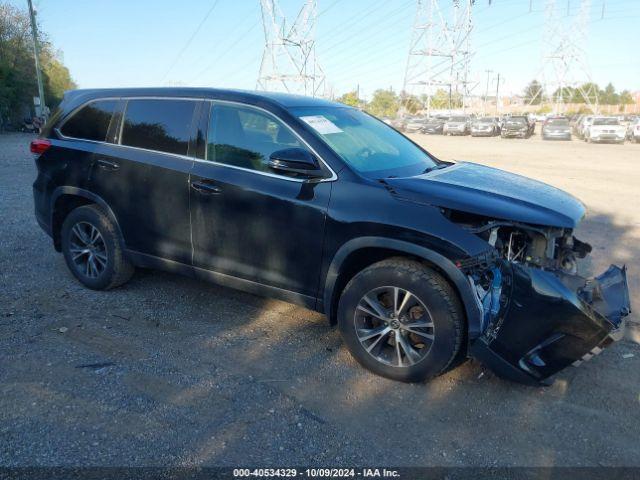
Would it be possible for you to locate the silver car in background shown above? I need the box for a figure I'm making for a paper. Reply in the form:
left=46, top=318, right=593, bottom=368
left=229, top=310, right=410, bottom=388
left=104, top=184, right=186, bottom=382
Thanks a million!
left=470, top=117, right=500, bottom=137
left=443, top=115, right=470, bottom=136
left=542, top=117, right=572, bottom=141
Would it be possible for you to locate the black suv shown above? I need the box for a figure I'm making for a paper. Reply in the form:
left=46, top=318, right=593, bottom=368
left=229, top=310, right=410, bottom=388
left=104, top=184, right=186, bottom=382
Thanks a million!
left=32, top=88, right=630, bottom=385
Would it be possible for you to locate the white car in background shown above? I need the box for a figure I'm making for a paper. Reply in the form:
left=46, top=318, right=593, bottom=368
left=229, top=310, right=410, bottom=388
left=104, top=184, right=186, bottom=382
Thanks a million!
left=626, top=117, right=640, bottom=143
left=577, top=115, right=594, bottom=139
left=584, top=117, right=626, bottom=144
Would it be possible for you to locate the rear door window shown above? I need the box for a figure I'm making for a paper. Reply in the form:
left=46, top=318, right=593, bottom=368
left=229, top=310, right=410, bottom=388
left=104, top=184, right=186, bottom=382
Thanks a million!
left=120, top=99, right=196, bottom=155
left=60, top=100, right=118, bottom=142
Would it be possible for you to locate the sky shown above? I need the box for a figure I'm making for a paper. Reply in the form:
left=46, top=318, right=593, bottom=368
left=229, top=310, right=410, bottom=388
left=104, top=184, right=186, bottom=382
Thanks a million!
left=11, top=0, right=640, bottom=100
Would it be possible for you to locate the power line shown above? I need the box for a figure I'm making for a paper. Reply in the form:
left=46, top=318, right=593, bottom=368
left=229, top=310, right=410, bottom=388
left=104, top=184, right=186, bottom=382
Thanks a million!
left=188, top=18, right=260, bottom=84
left=160, top=0, right=221, bottom=84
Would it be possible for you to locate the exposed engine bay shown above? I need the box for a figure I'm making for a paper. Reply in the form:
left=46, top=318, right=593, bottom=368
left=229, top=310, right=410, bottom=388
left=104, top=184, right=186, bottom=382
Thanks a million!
left=442, top=208, right=631, bottom=385
left=443, top=208, right=592, bottom=273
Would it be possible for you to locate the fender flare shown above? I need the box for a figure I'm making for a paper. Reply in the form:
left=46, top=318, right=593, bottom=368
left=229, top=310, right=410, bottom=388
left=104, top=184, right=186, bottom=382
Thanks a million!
left=50, top=186, right=126, bottom=249
left=322, top=236, right=483, bottom=339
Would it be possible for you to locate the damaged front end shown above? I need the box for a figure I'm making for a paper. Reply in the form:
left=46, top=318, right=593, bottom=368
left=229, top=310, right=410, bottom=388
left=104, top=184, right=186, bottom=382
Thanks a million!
left=448, top=211, right=632, bottom=385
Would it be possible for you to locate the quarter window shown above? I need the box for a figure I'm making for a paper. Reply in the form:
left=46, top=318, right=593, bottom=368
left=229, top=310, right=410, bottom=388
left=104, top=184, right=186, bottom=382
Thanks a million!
left=206, top=103, right=303, bottom=172
left=121, top=99, right=196, bottom=155
left=60, top=100, right=118, bottom=142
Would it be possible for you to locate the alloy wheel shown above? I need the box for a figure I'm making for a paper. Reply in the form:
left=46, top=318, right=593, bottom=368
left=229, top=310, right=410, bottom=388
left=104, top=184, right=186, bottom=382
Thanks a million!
left=68, top=221, right=108, bottom=279
left=354, top=286, right=435, bottom=368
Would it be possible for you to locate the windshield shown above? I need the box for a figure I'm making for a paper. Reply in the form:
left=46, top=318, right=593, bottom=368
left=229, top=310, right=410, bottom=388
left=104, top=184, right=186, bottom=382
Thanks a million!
left=478, top=118, right=494, bottom=123
left=507, top=118, right=526, bottom=125
left=291, top=107, right=437, bottom=178
left=546, top=118, right=569, bottom=126
left=593, top=118, right=619, bottom=126
left=448, top=116, right=467, bottom=122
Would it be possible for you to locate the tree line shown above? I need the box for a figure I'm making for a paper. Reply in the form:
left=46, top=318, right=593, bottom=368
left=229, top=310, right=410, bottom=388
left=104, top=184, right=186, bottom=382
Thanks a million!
left=338, top=88, right=464, bottom=119
left=0, top=2, right=75, bottom=129
left=523, top=79, right=634, bottom=107
left=339, top=80, right=635, bottom=118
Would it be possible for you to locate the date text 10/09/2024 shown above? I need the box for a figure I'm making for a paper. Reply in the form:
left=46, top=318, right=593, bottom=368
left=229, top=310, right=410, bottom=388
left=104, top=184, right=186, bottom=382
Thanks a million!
left=233, top=468, right=401, bottom=478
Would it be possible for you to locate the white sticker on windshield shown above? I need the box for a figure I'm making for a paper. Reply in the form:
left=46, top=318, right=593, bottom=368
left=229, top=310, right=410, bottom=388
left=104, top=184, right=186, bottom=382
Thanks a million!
left=300, top=115, right=343, bottom=135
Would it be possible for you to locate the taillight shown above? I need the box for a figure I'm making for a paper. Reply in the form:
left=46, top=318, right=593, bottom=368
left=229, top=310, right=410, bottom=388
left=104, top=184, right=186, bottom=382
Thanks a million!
left=30, top=138, right=51, bottom=155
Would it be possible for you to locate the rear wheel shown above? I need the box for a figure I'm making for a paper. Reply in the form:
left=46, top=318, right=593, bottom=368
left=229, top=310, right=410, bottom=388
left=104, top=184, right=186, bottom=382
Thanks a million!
left=337, top=258, right=464, bottom=383
left=61, top=205, right=134, bottom=290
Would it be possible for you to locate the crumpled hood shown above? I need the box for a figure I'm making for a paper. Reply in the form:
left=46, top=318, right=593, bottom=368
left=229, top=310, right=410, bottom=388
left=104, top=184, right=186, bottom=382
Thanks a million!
left=386, top=162, right=586, bottom=228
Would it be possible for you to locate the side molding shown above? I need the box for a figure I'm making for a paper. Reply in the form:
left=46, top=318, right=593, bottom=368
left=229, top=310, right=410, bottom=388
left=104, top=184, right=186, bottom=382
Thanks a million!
left=322, top=237, right=484, bottom=338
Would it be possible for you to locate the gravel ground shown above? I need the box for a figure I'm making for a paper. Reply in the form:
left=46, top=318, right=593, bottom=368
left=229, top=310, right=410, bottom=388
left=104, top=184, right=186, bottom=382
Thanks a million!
left=1, top=132, right=639, bottom=467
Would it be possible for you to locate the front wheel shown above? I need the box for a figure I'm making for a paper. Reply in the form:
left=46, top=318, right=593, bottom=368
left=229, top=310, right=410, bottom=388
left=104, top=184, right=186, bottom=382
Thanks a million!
left=61, top=205, right=134, bottom=290
left=337, top=259, right=464, bottom=383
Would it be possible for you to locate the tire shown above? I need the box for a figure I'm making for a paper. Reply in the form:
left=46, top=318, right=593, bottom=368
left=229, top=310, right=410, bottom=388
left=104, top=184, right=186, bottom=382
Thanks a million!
left=61, top=204, right=134, bottom=290
left=337, top=258, right=464, bottom=383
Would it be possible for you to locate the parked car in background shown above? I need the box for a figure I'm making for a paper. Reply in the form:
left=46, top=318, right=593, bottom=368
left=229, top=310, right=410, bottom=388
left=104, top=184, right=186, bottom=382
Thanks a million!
left=31, top=87, right=630, bottom=385
left=584, top=117, right=626, bottom=144
left=405, top=116, right=427, bottom=133
left=576, top=115, right=594, bottom=139
left=443, top=115, right=470, bottom=136
left=421, top=117, right=445, bottom=135
left=389, top=117, right=407, bottom=131
left=570, top=114, right=583, bottom=135
left=626, top=117, right=640, bottom=143
left=501, top=116, right=531, bottom=139
left=542, top=117, right=571, bottom=141
left=470, top=117, right=500, bottom=137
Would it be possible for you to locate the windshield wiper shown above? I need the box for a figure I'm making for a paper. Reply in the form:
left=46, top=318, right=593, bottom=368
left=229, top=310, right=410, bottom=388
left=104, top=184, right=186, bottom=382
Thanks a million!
left=422, top=163, right=450, bottom=174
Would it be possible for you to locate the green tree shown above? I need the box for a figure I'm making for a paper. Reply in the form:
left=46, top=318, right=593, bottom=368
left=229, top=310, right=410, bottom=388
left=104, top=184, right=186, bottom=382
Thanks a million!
left=0, top=3, right=75, bottom=128
left=619, top=90, right=633, bottom=105
left=523, top=79, right=543, bottom=105
left=429, top=88, right=462, bottom=109
left=552, top=86, right=576, bottom=103
left=365, top=89, right=399, bottom=118
left=571, top=82, right=599, bottom=104
left=398, top=92, right=421, bottom=114
left=600, top=82, right=619, bottom=105
left=336, top=91, right=360, bottom=108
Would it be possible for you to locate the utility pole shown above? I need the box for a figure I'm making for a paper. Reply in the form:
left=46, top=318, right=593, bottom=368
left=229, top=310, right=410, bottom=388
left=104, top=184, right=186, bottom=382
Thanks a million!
left=495, top=73, right=500, bottom=115
left=27, top=0, right=47, bottom=120
left=483, top=69, right=493, bottom=115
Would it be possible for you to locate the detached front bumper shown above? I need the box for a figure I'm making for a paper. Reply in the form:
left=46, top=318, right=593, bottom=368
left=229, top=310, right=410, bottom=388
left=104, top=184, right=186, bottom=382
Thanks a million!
left=470, top=263, right=631, bottom=385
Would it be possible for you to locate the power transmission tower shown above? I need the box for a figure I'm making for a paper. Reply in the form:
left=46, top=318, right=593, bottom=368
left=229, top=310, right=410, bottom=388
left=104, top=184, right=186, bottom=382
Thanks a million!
left=533, top=0, right=598, bottom=113
left=256, top=0, right=326, bottom=97
left=402, top=0, right=475, bottom=116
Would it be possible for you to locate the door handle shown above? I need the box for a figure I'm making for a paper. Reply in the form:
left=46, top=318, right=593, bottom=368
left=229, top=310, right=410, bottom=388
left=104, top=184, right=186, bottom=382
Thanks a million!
left=190, top=181, right=222, bottom=195
left=96, top=159, right=120, bottom=171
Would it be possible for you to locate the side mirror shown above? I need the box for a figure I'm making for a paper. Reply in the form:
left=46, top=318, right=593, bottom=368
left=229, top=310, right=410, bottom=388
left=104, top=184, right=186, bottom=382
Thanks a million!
left=268, top=148, right=322, bottom=178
